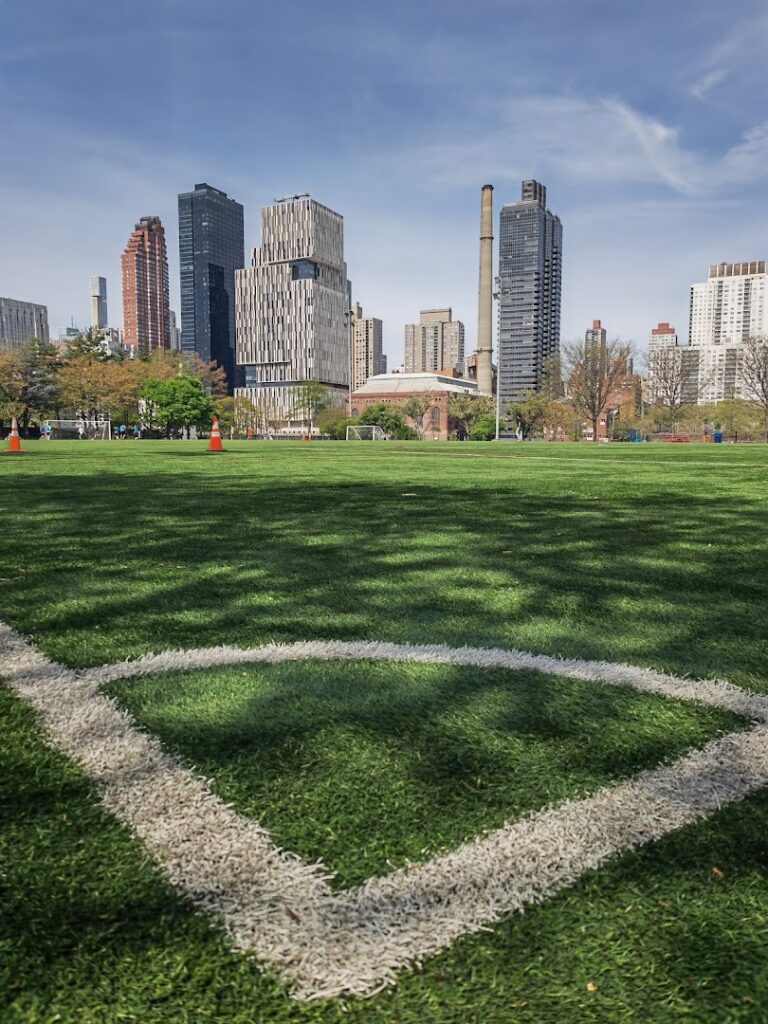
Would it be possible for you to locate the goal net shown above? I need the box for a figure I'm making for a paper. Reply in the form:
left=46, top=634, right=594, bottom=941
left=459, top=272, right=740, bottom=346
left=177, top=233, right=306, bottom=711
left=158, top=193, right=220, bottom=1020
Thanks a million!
left=42, top=419, right=112, bottom=440
left=345, top=424, right=388, bottom=441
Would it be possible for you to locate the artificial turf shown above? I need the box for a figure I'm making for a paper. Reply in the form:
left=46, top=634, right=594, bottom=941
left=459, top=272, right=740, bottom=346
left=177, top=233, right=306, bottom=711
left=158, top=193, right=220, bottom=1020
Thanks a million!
left=2, top=440, right=768, bottom=1023
left=106, top=660, right=746, bottom=889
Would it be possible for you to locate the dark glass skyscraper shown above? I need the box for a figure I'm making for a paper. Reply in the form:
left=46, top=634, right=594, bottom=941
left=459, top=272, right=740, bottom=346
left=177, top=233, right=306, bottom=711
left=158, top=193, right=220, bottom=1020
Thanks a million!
left=178, top=183, right=244, bottom=392
left=497, top=180, right=562, bottom=402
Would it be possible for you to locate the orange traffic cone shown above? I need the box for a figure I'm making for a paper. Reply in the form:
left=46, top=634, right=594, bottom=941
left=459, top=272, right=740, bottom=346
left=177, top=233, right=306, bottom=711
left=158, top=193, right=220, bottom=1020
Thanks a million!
left=6, top=417, right=22, bottom=453
left=208, top=416, right=224, bottom=452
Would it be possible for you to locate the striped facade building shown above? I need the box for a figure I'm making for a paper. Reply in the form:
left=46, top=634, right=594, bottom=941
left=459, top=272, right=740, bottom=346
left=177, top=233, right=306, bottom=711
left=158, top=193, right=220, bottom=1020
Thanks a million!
left=235, top=196, right=350, bottom=422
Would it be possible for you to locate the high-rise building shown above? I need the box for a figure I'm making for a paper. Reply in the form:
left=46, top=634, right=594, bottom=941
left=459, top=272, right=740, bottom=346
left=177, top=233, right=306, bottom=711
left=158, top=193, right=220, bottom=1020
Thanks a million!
left=686, top=261, right=768, bottom=403
left=349, top=303, right=385, bottom=391
left=178, top=183, right=244, bottom=392
left=689, top=261, right=768, bottom=348
left=0, top=297, right=49, bottom=349
left=404, top=308, right=465, bottom=374
left=90, top=276, right=108, bottom=329
left=648, top=322, right=678, bottom=353
left=497, top=180, right=562, bottom=401
left=169, top=310, right=182, bottom=351
left=585, top=319, right=606, bottom=346
left=235, top=195, right=350, bottom=421
left=121, top=216, right=170, bottom=351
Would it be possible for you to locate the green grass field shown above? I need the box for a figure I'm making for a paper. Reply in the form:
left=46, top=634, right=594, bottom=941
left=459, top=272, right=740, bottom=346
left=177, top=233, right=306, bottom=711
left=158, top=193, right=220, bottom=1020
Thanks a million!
left=2, top=440, right=768, bottom=1023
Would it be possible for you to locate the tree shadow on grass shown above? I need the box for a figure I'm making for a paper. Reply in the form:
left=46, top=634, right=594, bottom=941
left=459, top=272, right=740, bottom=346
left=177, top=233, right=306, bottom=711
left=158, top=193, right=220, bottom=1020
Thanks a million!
left=2, top=467, right=766, bottom=687
left=106, top=659, right=745, bottom=888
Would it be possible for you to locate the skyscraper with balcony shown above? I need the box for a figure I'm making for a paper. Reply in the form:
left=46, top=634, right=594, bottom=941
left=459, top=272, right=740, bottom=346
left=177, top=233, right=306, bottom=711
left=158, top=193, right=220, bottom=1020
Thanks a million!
left=235, top=196, right=349, bottom=421
left=178, top=183, right=244, bottom=392
left=121, top=216, right=170, bottom=352
left=497, top=180, right=562, bottom=401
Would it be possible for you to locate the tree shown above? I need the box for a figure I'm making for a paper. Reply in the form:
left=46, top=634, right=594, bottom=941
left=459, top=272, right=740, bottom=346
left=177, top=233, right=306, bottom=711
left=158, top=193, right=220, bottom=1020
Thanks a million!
left=506, top=391, right=549, bottom=439
left=57, top=356, right=114, bottom=421
left=316, top=407, right=351, bottom=438
left=541, top=399, right=572, bottom=440
left=290, top=380, right=330, bottom=432
left=356, top=403, right=415, bottom=439
left=64, top=327, right=111, bottom=362
left=0, top=350, right=25, bottom=428
left=446, top=393, right=495, bottom=436
left=145, top=350, right=228, bottom=397
left=563, top=337, right=633, bottom=442
left=739, top=336, right=768, bottom=440
left=400, top=393, right=434, bottom=440
left=644, top=346, right=703, bottom=431
left=13, top=339, right=61, bottom=428
left=140, top=376, right=214, bottom=437
left=542, top=353, right=565, bottom=399
left=470, top=416, right=497, bottom=440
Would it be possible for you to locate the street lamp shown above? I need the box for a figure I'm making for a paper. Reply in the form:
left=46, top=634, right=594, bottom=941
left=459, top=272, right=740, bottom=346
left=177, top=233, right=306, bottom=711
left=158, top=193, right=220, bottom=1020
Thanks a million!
left=343, top=308, right=355, bottom=416
left=493, top=273, right=514, bottom=441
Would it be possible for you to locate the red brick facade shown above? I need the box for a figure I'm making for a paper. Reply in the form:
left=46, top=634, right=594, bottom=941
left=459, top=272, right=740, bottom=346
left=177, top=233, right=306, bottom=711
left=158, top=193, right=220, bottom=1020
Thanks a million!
left=349, top=389, right=453, bottom=440
left=121, top=216, right=171, bottom=351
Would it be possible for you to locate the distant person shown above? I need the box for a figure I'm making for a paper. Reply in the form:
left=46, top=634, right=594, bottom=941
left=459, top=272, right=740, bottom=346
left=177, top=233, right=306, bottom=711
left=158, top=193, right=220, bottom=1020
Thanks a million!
left=133, top=425, right=140, bottom=439
left=456, top=425, right=467, bottom=442
left=77, top=424, right=85, bottom=440
left=247, top=425, right=254, bottom=440
left=39, top=423, right=45, bottom=440
left=44, top=422, right=52, bottom=440
left=119, top=423, right=126, bottom=439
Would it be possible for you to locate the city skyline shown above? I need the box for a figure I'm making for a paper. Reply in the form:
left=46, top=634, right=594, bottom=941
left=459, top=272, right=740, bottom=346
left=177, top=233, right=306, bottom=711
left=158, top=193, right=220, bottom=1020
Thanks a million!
left=3, top=2, right=768, bottom=365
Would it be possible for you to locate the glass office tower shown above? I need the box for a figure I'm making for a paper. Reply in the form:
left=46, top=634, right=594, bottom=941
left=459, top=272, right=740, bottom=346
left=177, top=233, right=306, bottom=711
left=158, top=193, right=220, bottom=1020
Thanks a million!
left=497, top=180, right=562, bottom=402
left=178, top=183, right=244, bottom=392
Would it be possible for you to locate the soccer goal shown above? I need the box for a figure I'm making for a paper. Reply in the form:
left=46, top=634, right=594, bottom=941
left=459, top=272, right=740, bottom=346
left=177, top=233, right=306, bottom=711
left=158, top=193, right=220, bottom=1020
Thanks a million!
left=345, top=424, right=388, bottom=441
left=42, top=419, right=112, bottom=440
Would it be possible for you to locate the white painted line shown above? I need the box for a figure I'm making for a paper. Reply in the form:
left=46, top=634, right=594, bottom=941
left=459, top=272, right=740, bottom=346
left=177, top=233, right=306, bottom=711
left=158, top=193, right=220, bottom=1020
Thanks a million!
left=3, top=622, right=768, bottom=1000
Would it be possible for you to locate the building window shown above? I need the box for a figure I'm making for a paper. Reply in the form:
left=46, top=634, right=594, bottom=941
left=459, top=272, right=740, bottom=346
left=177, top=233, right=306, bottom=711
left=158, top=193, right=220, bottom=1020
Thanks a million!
left=291, top=259, right=319, bottom=281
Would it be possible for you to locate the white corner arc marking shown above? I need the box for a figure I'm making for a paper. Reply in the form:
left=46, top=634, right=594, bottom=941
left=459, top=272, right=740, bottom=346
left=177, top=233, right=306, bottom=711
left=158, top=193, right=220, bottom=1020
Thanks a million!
left=2, top=622, right=768, bottom=1001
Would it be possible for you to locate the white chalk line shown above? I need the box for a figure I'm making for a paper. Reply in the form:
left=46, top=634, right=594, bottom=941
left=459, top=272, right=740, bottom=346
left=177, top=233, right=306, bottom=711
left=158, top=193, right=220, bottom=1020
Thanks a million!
left=3, top=622, right=768, bottom=1001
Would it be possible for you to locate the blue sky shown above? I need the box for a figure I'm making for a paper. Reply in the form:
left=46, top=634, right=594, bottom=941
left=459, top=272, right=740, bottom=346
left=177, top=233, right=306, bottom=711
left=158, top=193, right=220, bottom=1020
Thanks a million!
left=2, top=0, right=768, bottom=363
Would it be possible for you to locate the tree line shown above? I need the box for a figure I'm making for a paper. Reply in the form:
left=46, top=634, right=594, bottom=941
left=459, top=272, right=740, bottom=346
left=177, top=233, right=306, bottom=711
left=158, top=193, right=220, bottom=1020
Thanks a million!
left=0, top=330, right=229, bottom=437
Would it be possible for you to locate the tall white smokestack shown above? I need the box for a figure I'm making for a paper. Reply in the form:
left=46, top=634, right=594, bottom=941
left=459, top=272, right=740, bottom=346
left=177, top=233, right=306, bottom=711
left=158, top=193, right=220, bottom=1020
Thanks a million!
left=476, top=184, right=494, bottom=395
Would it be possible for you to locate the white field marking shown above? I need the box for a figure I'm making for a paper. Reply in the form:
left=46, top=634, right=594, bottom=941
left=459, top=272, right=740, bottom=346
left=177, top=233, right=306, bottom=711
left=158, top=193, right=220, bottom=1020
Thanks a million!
left=3, top=623, right=768, bottom=1001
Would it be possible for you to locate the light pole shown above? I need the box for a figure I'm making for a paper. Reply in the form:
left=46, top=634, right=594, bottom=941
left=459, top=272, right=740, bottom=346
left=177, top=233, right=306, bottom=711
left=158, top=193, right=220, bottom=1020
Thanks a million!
left=343, top=308, right=355, bottom=418
left=493, top=271, right=514, bottom=441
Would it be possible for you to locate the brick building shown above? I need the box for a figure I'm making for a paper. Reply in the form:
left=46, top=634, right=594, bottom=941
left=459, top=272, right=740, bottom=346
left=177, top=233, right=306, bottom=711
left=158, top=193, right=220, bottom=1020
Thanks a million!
left=121, top=216, right=171, bottom=351
left=349, top=372, right=479, bottom=440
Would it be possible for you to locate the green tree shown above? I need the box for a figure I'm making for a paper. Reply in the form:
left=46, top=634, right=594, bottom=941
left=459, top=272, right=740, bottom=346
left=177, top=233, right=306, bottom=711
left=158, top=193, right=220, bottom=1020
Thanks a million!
left=64, top=327, right=110, bottom=362
left=290, top=380, right=330, bottom=432
left=356, top=403, right=415, bottom=439
left=316, top=407, right=351, bottom=438
left=140, top=376, right=214, bottom=438
left=16, top=339, right=61, bottom=428
left=399, top=393, right=435, bottom=440
left=470, top=415, right=497, bottom=440
left=506, top=391, right=549, bottom=439
left=446, top=393, right=495, bottom=436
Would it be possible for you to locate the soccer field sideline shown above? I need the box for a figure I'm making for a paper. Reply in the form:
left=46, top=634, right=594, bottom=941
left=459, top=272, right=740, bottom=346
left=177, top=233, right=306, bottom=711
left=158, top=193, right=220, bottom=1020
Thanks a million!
left=2, top=442, right=768, bottom=1023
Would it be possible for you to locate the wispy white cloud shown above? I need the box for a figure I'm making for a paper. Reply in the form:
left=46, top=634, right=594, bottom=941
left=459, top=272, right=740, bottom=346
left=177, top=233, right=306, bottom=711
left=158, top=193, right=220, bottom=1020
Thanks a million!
left=388, top=94, right=768, bottom=196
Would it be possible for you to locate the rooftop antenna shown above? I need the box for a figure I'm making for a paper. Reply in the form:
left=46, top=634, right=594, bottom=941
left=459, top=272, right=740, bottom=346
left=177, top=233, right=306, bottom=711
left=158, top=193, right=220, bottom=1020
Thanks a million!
left=274, top=193, right=310, bottom=203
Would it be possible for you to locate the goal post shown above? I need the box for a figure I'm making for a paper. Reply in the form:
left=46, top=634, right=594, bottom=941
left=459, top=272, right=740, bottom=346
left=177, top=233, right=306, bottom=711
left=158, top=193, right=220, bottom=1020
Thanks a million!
left=41, top=419, right=112, bottom=440
left=345, top=424, right=388, bottom=441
